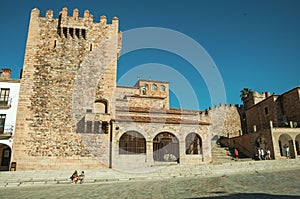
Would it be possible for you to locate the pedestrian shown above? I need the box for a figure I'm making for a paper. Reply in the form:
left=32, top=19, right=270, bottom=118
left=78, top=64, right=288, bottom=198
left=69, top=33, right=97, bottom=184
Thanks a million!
left=79, top=171, right=85, bottom=184
left=260, top=148, right=265, bottom=160
left=258, top=148, right=262, bottom=160
left=285, top=145, right=289, bottom=158
left=266, top=148, right=271, bottom=160
left=234, top=148, right=239, bottom=161
left=70, top=170, right=78, bottom=183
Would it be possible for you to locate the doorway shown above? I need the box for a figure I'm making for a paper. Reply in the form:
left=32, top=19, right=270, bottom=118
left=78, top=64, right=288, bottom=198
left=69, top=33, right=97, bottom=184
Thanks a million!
left=153, top=132, right=179, bottom=162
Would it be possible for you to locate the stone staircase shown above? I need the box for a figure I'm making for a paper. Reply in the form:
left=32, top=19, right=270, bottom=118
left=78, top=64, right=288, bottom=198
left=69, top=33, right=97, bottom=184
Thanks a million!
left=0, top=159, right=299, bottom=187
left=211, top=143, right=233, bottom=164
left=211, top=143, right=253, bottom=164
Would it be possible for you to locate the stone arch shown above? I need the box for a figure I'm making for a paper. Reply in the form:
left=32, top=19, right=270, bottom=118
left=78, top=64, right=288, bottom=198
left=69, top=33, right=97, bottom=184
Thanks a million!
left=94, top=99, right=108, bottom=114
left=295, top=134, right=300, bottom=156
left=119, top=131, right=146, bottom=155
left=278, top=134, right=295, bottom=158
left=153, top=132, right=179, bottom=162
left=185, top=133, right=202, bottom=155
left=0, top=143, right=11, bottom=171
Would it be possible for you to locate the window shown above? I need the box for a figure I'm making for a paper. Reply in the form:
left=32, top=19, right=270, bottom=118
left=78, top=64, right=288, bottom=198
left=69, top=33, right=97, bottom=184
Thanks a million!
left=152, top=84, right=157, bottom=91
left=94, top=100, right=108, bottom=114
left=63, top=27, right=68, bottom=38
left=264, top=107, right=269, bottom=115
left=82, top=29, right=86, bottom=39
left=141, top=83, right=148, bottom=95
left=160, top=85, right=165, bottom=92
left=186, top=133, right=202, bottom=155
left=0, top=88, right=10, bottom=106
left=0, top=114, right=6, bottom=134
left=119, top=131, right=146, bottom=154
left=101, top=121, right=108, bottom=134
left=86, top=109, right=92, bottom=113
left=69, top=28, right=74, bottom=38
left=75, top=28, right=80, bottom=38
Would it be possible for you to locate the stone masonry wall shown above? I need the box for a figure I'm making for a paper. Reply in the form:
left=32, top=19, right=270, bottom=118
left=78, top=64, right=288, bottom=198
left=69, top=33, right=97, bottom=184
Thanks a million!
left=200, top=104, right=242, bottom=139
left=12, top=8, right=121, bottom=170
left=282, top=88, right=300, bottom=124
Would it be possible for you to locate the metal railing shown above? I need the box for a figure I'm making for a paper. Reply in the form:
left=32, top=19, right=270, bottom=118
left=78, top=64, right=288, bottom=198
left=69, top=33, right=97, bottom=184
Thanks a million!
left=0, top=97, right=12, bottom=107
left=0, top=125, right=14, bottom=135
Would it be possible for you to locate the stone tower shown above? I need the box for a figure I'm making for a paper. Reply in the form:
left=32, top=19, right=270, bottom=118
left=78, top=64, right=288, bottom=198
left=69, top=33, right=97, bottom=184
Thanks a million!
left=12, top=8, right=122, bottom=170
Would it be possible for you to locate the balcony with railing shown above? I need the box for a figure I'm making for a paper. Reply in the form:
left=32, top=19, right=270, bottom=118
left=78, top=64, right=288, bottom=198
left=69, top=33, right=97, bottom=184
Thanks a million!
left=0, top=124, right=14, bottom=138
left=0, top=98, right=12, bottom=109
left=271, top=121, right=300, bottom=129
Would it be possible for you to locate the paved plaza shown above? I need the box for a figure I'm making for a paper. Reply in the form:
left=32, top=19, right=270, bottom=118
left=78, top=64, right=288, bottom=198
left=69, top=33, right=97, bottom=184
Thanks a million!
left=0, top=168, right=299, bottom=199
left=0, top=160, right=299, bottom=199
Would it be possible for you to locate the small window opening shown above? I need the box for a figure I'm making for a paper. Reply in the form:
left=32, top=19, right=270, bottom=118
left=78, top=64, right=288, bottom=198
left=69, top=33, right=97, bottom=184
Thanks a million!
left=57, top=27, right=61, bottom=36
left=75, top=28, right=80, bottom=38
left=264, top=107, right=269, bottom=115
left=69, top=28, right=74, bottom=38
left=152, top=84, right=157, bottom=91
left=82, top=29, right=86, bottom=39
left=101, top=121, right=108, bottom=134
left=90, top=44, right=92, bottom=51
left=63, top=27, right=68, bottom=38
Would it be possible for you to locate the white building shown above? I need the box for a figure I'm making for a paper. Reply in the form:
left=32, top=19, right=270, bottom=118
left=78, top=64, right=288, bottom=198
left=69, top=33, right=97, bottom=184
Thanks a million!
left=0, top=68, right=20, bottom=171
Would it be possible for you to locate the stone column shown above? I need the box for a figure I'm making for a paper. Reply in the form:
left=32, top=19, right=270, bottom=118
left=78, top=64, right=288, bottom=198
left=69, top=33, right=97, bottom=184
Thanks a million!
left=293, top=140, right=298, bottom=159
left=179, top=141, right=186, bottom=164
left=146, top=138, right=154, bottom=166
left=202, top=134, right=212, bottom=162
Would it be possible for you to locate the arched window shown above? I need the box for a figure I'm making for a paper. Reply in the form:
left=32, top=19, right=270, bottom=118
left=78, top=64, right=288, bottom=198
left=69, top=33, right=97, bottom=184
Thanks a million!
left=185, top=133, right=202, bottom=155
left=160, top=85, right=165, bottom=92
left=119, top=131, right=146, bottom=154
left=94, top=99, right=108, bottom=114
left=152, top=84, right=157, bottom=91
left=141, top=83, right=148, bottom=95
left=153, top=132, right=179, bottom=162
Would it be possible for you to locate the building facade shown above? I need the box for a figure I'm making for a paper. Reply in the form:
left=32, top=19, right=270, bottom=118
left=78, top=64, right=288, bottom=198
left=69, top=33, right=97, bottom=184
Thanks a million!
left=11, top=8, right=242, bottom=170
left=225, top=87, right=300, bottom=160
left=0, top=69, right=20, bottom=171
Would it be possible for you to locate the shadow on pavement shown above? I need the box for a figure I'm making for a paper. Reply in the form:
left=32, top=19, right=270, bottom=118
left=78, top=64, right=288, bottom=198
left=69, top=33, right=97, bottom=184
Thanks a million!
left=188, top=193, right=299, bottom=199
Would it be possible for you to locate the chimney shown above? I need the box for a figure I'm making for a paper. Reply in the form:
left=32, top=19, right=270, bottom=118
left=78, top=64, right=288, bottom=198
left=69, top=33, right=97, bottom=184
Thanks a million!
left=1, top=68, right=11, bottom=79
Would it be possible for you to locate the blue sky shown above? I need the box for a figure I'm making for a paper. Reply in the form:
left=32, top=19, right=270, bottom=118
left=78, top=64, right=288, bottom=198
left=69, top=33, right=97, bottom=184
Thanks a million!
left=0, top=0, right=299, bottom=110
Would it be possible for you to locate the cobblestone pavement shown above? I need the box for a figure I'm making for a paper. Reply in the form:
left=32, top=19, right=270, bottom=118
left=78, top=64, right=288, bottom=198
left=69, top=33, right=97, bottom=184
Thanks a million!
left=0, top=168, right=299, bottom=199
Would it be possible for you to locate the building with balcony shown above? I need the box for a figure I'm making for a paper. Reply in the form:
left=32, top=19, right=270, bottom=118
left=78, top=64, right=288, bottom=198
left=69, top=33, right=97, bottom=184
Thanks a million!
left=0, top=68, right=20, bottom=171
left=222, top=87, right=300, bottom=160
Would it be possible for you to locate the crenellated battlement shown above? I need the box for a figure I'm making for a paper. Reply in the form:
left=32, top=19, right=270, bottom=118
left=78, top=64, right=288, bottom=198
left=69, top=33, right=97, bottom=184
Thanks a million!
left=198, top=103, right=243, bottom=137
left=30, top=7, right=119, bottom=41
left=31, top=7, right=118, bottom=25
left=242, top=90, right=271, bottom=110
left=26, top=7, right=122, bottom=53
left=200, top=103, right=241, bottom=116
